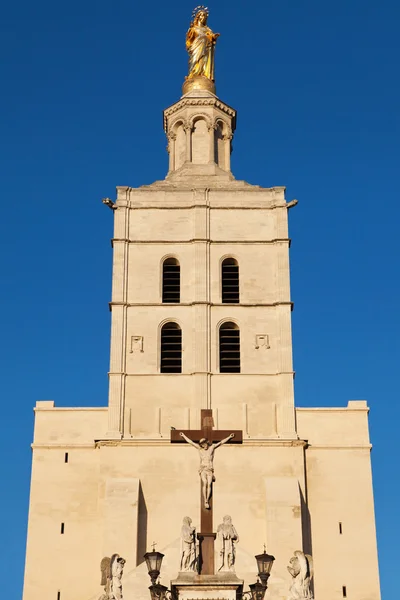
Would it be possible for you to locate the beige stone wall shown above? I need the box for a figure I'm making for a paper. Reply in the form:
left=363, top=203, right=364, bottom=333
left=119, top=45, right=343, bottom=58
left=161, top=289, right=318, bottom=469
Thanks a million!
left=24, top=404, right=309, bottom=600
left=24, top=405, right=107, bottom=600
left=297, top=402, right=381, bottom=600
left=23, top=401, right=380, bottom=600
left=107, top=183, right=295, bottom=439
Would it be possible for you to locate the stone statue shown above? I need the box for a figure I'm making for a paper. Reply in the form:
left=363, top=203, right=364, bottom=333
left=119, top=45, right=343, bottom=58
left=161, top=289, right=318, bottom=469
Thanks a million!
left=111, top=554, right=125, bottom=600
left=179, top=431, right=234, bottom=508
left=287, top=551, right=314, bottom=600
left=216, top=515, right=239, bottom=572
left=180, top=516, right=197, bottom=572
left=99, top=554, right=126, bottom=600
left=186, top=6, right=219, bottom=81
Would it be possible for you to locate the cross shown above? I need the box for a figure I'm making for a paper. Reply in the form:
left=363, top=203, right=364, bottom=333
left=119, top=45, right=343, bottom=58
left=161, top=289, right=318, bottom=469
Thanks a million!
left=171, top=409, right=243, bottom=574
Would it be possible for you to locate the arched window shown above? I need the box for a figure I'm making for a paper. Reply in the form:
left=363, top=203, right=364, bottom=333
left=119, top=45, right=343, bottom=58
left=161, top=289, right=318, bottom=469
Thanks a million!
left=221, top=258, right=239, bottom=303
left=219, top=322, right=240, bottom=373
left=162, top=258, right=180, bottom=303
left=160, top=322, right=182, bottom=373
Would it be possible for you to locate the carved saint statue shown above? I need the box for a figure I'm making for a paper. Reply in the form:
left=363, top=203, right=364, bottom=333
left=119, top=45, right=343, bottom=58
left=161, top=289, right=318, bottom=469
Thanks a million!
left=216, top=515, right=239, bottom=572
left=99, top=554, right=126, bottom=600
left=186, top=6, right=219, bottom=81
left=179, top=431, right=234, bottom=508
left=180, top=516, right=197, bottom=572
left=287, top=551, right=314, bottom=600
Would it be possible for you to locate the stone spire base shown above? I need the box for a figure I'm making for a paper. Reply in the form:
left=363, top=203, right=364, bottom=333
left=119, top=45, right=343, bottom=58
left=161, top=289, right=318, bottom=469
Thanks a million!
left=163, top=89, right=236, bottom=176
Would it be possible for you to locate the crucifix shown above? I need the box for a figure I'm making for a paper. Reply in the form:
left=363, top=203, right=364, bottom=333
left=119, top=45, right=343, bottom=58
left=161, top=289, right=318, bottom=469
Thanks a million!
left=171, top=409, right=243, bottom=574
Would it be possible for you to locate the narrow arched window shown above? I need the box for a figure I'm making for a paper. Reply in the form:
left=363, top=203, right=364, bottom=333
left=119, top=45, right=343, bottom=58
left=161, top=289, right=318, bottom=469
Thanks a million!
left=162, top=258, right=180, bottom=303
left=219, top=322, right=240, bottom=373
left=160, top=322, right=182, bottom=373
left=221, top=258, right=239, bottom=303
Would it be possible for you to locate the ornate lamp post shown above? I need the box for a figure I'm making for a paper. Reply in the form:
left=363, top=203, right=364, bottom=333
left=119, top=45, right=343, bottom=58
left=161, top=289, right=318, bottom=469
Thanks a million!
left=144, top=548, right=165, bottom=585
left=145, top=547, right=175, bottom=600
left=145, top=546, right=274, bottom=600
left=248, top=580, right=267, bottom=600
left=255, top=548, right=275, bottom=588
left=148, top=582, right=170, bottom=600
left=242, top=549, right=275, bottom=600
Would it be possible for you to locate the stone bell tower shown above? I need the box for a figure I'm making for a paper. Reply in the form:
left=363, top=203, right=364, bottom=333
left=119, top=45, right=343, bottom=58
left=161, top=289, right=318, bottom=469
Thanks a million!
left=23, top=7, right=380, bottom=600
left=164, top=88, right=236, bottom=176
left=106, top=77, right=297, bottom=442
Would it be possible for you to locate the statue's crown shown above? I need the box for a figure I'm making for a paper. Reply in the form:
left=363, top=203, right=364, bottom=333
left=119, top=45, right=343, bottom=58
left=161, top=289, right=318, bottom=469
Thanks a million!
left=192, top=5, right=209, bottom=20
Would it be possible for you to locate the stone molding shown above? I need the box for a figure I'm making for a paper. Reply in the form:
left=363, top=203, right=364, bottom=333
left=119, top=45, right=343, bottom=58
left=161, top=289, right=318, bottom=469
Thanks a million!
left=114, top=201, right=289, bottom=210
left=187, top=113, right=213, bottom=129
left=110, top=237, right=291, bottom=245
left=93, top=438, right=307, bottom=448
left=164, top=97, right=236, bottom=132
left=109, top=301, right=293, bottom=308
left=296, top=406, right=369, bottom=413
left=31, top=440, right=373, bottom=450
left=107, top=371, right=295, bottom=377
left=33, top=406, right=108, bottom=412
left=31, top=443, right=97, bottom=449
left=306, top=444, right=373, bottom=450
left=116, top=185, right=286, bottom=196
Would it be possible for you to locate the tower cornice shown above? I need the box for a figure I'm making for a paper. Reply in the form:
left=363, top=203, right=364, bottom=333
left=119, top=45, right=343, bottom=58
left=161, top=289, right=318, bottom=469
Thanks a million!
left=163, top=95, right=236, bottom=133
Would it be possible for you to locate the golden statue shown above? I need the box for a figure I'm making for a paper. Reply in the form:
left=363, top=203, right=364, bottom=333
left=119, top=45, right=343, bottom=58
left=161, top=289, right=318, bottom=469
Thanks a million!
left=184, top=6, right=219, bottom=92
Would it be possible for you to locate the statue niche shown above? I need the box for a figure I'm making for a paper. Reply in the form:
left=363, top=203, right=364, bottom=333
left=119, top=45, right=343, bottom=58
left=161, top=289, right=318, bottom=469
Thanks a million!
left=214, top=120, right=231, bottom=171
left=191, top=118, right=209, bottom=164
left=174, top=122, right=187, bottom=169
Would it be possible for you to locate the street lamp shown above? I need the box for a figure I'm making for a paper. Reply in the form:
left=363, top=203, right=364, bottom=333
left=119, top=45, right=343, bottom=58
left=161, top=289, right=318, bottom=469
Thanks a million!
left=255, top=548, right=275, bottom=588
left=145, top=546, right=274, bottom=600
left=248, top=580, right=266, bottom=600
left=243, top=548, right=275, bottom=600
left=144, top=549, right=175, bottom=600
left=144, top=549, right=165, bottom=585
left=148, top=582, right=170, bottom=600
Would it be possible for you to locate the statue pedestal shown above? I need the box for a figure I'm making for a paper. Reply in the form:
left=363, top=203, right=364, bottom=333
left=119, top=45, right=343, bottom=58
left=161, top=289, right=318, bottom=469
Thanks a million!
left=171, top=572, right=243, bottom=600
left=182, top=75, right=216, bottom=95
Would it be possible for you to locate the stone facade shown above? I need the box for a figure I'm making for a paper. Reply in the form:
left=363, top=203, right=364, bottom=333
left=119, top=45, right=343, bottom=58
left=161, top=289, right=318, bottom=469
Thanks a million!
left=22, top=88, right=381, bottom=600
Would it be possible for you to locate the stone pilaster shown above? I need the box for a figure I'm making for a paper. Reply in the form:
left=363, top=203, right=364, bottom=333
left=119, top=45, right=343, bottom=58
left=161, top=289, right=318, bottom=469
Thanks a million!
left=193, top=189, right=211, bottom=410
left=274, top=204, right=296, bottom=437
left=106, top=193, right=130, bottom=438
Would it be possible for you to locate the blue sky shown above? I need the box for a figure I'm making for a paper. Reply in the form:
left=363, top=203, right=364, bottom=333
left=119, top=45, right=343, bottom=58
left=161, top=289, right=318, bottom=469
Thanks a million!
left=1, top=0, right=398, bottom=596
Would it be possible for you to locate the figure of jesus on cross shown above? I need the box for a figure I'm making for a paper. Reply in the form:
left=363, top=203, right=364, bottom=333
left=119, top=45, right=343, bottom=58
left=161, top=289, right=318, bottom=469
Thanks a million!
left=171, top=410, right=242, bottom=574
left=179, top=431, right=235, bottom=509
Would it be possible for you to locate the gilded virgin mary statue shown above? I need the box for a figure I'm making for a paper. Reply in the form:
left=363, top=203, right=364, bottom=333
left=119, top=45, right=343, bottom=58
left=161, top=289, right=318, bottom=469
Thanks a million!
left=183, top=6, right=219, bottom=93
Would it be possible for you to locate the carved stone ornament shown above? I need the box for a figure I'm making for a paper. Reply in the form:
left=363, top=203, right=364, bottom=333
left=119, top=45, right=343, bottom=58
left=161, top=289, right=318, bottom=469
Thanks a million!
left=189, top=113, right=213, bottom=130
left=99, top=554, right=126, bottom=600
left=130, top=336, right=144, bottom=353
left=164, top=98, right=236, bottom=133
left=180, top=516, right=198, bottom=572
left=287, top=551, right=313, bottom=600
left=222, top=131, right=233, bottom=141
left=255, top=334, right=270, bottom=350
left=216, top=515, right=239, bottom=572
